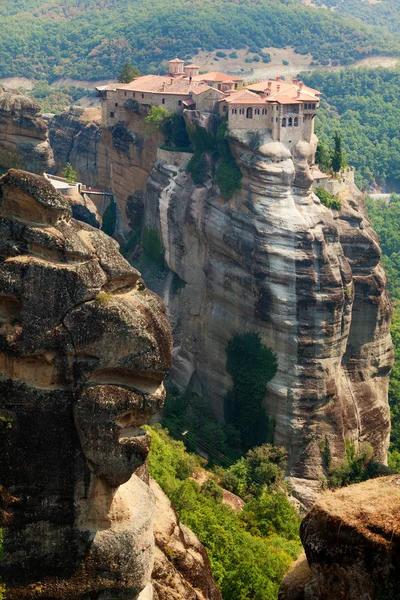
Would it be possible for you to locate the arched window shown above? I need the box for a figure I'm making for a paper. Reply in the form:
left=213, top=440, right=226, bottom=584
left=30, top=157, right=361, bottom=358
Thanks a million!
left=294, top=117, right=299, bottom=127
left=282, top=117, right=287, bottom=128
left=223, top=105, right=227, bottom=112
left=288, top=117, right=293, bottom=127
left=246, top=107, right=253, bottom=119
left=312, top=103, right=316, bottom=109
left=178, top=100, right=182, bottom=106
left=162, top=98, right=165, bottom=104
left=141, top=93, right=144, bottom=99
left=262, top=108, right=267, bottom=115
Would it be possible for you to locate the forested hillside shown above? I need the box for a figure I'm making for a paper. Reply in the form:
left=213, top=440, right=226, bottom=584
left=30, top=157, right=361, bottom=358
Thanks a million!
left=302, top=67, right=400, bottom=191
left=306, top=0, right=400, bottom=34
left=0, top=0, right=398, bottom=81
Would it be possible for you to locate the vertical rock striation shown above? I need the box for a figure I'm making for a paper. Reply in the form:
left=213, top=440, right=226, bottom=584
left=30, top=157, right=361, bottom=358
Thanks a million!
left=141, top=128, right=393, bottom=498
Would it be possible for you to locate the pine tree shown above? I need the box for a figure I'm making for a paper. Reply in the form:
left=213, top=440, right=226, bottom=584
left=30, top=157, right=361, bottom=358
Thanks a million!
left=331, top=131, right=346, bottom=173
left=117, top=62, right=141, bottom=83
left=62, top=162, right=77, bottom=183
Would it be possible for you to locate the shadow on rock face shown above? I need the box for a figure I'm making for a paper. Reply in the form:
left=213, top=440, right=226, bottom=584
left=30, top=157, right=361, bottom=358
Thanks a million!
left=0, top=169, right=172, bottom=599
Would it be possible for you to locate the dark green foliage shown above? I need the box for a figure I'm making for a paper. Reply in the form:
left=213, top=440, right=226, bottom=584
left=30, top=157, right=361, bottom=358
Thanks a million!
left=171, top=272, right=186, bottom=294
left=366, top=195, right=400, bottom=458
left=124, top=98, right=140, bottom=112
left=141, top=227, right=165, bottom=266
left=27, top=80, right=89, bottom=113
left=315, top=139, right=331, bottom=172
left=331, top=131, right=346, bottom=173
left=225, top=332, right=278, bottom=449
left=229, top=51, right=238, bottom=59
left=282, top=60, right=289, bottom=66
left=147, top=425, right=301, bottom=600
left=187, top=125, right=216, bottom=155
left=302, top=67, right=400, bottom=189
left=187, top=153, right=209, bottom=185
left=101, top=199, right=117, bottom=236
left=117, top=61, right=141, bottom=83
left=162, top=383, right=241, bottom=461
left=315, top=187, right=342, bottom=210
left=215, top=119, right=242, bottom=200
left=3, top=0, right=398, bottom=82
left=216, top=51, right=227, bottom=58
left=162, top=113, right=191, bottom=149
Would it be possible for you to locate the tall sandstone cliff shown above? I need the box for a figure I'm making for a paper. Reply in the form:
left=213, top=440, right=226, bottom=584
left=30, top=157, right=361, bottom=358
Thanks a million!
left=48, top=110, right=393, bottom=498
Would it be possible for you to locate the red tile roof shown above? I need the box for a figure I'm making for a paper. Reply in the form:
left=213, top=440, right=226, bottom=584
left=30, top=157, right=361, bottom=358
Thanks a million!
left=192, top=71, right=243, bottom=83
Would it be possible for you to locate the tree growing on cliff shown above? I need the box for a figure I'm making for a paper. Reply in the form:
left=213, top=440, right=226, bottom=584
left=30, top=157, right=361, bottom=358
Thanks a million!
left=225, top=332, right=278, bottom=449
left=62, top=162, right=77, bottom=183
left=145, top=106, right=170, bottom=135
left=331, top=131, right=346, bottom=173
left=117, top=62, right=141, bottom=83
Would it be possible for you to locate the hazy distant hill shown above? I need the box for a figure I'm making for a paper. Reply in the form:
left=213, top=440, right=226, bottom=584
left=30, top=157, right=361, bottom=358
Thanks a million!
left=0, top=0, right=399, bottom=81
left=305, top=0, right=400, bottom=33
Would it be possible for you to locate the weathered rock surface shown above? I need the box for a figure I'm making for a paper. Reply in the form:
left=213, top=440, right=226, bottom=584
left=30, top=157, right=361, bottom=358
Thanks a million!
left=151, top=479, right=222, bottom=600
left=279, top=475, right=400, bottom=599
left=48, top=107, right=162, bottom=235
left=141, top=126, right=393, bottom=499
left=0, top=89, right=54, bottom=173
left=0, top=169, right=173, bottom=599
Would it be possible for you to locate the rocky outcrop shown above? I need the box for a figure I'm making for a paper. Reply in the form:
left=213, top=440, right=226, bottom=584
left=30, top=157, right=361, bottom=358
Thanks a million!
left=279, top=475, right=400, bottom=599
left=151, top=480, right=222, bottom=600
left=0, top=89, right=54, bottom=173
left=48, top=107, right=162, bottom=235
left=141, top=125, right=393, bottom=500
left=0, top=169, right=172, bottom=599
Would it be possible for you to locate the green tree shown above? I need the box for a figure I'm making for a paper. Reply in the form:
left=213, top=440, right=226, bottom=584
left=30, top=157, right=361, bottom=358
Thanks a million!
left=145, top=105, right=170, bottom=135
left=62, top=162, right=77, bottom=183
left=331, top=131, right=346, bottom=173
left=225, top=333, right=278, bottom=449
left=315, top=139, right=331, bottom=172
left=117, top=62, right=141, bottom=83
left=101, top=198, right=117, bottom=237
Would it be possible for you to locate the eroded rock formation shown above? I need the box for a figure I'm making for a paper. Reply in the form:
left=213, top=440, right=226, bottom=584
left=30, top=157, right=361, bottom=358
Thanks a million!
left=140, top=126, right=393, bottom=500
left=0, top=169, right=219, bottom=599
left=48, top=107, right=162, bottom=235
left=0, top=89, right=54, bottom=174
left=279, top=475, right=400, bottom=599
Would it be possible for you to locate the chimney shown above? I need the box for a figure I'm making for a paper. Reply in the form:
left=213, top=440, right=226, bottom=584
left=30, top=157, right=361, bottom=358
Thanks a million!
left=299, top=81, right=303, bottom=90
left=276, top=75, right=281, bottom=82
left=297, top=89, right=301, bottom=98
left=277, top=84, right=280, bottom=91
left=268, top=81, right=272, bottom=89
left=292, top=78, right=297, bottom=85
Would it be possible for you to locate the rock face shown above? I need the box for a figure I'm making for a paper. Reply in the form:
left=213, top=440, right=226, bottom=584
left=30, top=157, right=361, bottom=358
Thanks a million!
left=48, top=107, right=162, bottom=235
left=0, top=89, right=54, bottom=174
left=279, top=475, right=400, bottom=599
left=141, top=126, right=393, bottom=497
left=0, top=169, right=173, bottom=599
left=151, top=480, right=222, bottom=600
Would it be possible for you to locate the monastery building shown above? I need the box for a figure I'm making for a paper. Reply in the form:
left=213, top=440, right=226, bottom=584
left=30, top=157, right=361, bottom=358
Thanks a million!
left=97, top=58, right=320, bottom=145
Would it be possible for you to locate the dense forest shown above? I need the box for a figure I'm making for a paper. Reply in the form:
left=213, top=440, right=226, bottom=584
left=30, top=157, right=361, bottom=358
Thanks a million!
left=303, top=67, right=400, bottom=191
left=147, top=425, right=301, bottom=600
left=304, top=0, right=400, bottom=34
left=0, top=0, right=398, bottom=81
left=365, top=196, right=400, bottom=466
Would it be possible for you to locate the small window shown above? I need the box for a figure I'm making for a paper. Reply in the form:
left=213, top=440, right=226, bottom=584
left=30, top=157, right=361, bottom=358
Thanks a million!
left=246, top=107, right=253, bottom=119
left=262, top=108, right=267, bottom=115
left=312, top=103, right=316, bottom=109
left=178, top=100, right=182, bottom=106
left=133, top=92, right=136, bottom=98
left=294, top=117, right=299, bottom=127
left=115, top=103, right=118, bottom=107
left=124, top=92, right=127, bottom=97
left=223, top=105, right=227, bottom=112
left=141, top=93, right=144, bottom=99
left=110, top=112, right=115, bottom=118
left=282, top=117, right=287, bottom=128
left=162, top=98, right=165, bottom=104
left=288, top=117, right=293, bottom=127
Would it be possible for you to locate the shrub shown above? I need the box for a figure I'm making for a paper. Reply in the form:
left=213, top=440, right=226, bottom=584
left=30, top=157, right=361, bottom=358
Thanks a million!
left=145, top=105, right=170, bottom=135
left=229, top=52, right=238, bottom=59
left=328, top=440, right=389, bottom=488
left=216, top=51, right=227, bottom=58
left=315, top=187, right=342, bottom=210
left=187, top=152, right=208, bottom=185
left=215, top=119, right=242, bottom=199
left=282, top=60, right=289, bottom=66
left=95, top=291, right=113, bottom=306
left=101, top=199, right=117, bottom=236
left=201, top=478, right=223, bottom=502
left=62, top=162, right=77, bottom=183
left=141, top=227, right=165, bottom=265
left=162, top=113, right=191, bottom=149
left=124, top=98, right=140, bottom=112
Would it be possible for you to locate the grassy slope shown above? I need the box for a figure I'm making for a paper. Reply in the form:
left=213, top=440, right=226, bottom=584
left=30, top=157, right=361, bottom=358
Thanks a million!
left=0, top=0, right=399, bottom=81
